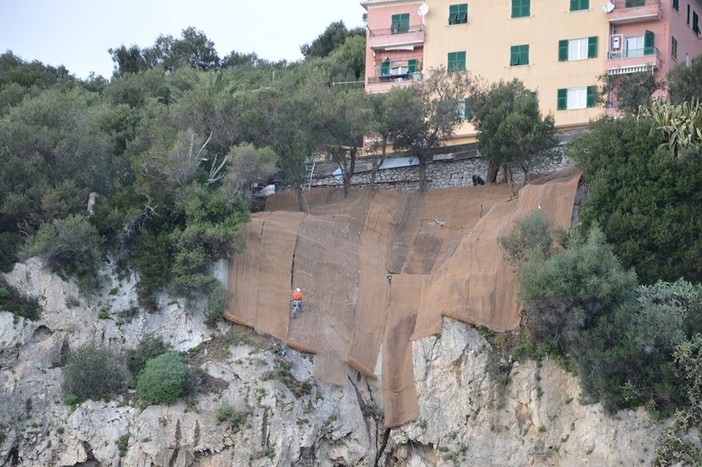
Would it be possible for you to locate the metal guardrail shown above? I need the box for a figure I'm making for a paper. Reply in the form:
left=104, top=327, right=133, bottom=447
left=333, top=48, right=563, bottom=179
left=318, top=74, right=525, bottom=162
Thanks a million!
left=607, top=46, right=659, bottom=59
left=368, top=25, right=424, bottom=37
left=367, top=72, right=423, bottom=84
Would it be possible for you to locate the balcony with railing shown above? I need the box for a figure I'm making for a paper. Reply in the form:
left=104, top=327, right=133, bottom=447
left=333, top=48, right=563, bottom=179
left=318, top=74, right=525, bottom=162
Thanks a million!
left=606, top=46, right=661, bottom=74
left=605, top=0, right=662, bottom=24
left=367, top=24, right=425, bottom=51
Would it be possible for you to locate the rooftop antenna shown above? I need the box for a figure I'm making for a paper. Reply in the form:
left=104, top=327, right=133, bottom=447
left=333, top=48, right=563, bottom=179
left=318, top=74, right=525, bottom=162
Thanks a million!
left=418, top=3, right=429, bottom=25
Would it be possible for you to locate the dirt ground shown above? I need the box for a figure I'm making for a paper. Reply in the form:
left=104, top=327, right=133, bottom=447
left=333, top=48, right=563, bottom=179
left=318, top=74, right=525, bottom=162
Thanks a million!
left=224, top=168, right=582, bottom=427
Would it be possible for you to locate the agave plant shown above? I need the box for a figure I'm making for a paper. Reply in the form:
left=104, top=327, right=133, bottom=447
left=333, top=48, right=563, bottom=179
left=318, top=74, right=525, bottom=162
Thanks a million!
left=639, top=99, right=702, bottom=158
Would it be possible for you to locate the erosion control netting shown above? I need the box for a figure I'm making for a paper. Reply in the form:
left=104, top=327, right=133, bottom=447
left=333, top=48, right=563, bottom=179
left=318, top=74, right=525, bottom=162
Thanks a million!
left=225, top=169, right=582, bottom=428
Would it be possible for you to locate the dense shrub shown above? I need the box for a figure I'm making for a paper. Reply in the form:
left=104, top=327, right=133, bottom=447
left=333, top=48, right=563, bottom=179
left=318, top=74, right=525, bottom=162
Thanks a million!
left=62, top=343, right=129, bottom=402
left=125, top=334, right=170, bottom=377
left=21, top=214, right=103, bottom=292
left=518, top=225, right=638, bottom=355
left=136, top=352, right=188, bottom=405
left=0, top=276, right=41, bottom=321
left=499, top=208, right=556, bottom=268
left=568, top=116, right=702, bottom=284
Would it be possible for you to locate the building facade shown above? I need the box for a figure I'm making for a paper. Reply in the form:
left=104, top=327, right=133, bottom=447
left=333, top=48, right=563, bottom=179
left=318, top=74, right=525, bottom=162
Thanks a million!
left=362, top=0, right=702, bottom=142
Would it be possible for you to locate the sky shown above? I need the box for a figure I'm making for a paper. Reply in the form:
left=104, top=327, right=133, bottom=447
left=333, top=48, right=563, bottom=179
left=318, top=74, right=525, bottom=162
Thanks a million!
left=0, top=0, right=367, bottom=79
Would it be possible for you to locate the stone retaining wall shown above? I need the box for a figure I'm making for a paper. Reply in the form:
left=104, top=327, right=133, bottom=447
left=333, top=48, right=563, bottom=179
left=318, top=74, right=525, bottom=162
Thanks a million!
left=308, top=156, right=573, bottom=192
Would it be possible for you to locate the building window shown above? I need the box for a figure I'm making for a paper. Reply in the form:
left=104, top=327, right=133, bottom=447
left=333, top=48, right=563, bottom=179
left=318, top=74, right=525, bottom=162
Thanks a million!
left=512, top=0, right=530, bottom=18
left=687, top=4, right=691, bottom=24
left=557, top=86, right=597, bottom=110
left=558, top=37, right=597, bottom=61
left=570, top=0, right=589, bottom=11
left=673, top=0, right=679, bottom=11
left=510, top=44, right=530, bottom=65
left=449, top=4, right=468, bottom=24
left=448, top=51, right=466, bottom=71
left=672, top=36, right=678, bottom=60
left=408, top=59, right=418, bottom=73
left=391, top=13, right=410, bottom=34
left=625, top=0, right=645, bottom=7
left=694, top=12, right=700, bottom=35
left=456, top=99, right=473, bottom=120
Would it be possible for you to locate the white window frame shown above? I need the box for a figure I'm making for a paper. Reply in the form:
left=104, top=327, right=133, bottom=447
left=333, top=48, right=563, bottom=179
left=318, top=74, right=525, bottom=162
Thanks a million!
left=568, top=38, right=588, bottom=61
left=567, top=87, right=587, bottom=109
left=625, top=35, right=644, bottom=58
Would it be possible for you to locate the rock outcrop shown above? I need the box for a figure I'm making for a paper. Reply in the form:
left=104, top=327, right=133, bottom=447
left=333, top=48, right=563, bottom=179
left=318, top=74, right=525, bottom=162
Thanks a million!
left=1, top=259, right=661, bottom=466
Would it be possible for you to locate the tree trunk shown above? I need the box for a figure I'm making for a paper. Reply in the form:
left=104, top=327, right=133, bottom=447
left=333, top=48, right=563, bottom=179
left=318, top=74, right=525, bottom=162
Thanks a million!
left=369, top=138, right=388, bottom=191
left=487, top=160, right=499, bottom=184
left=418, top=154, right=428, bottom=192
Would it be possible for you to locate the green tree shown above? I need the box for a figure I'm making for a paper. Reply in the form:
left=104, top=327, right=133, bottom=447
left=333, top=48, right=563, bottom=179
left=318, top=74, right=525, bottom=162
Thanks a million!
left=305, top=77, right=372, bottom=196
left=301, top=21, right=364, bottom=59
left=368, top=86, right=424, bottom=189
left=472, top=79, right=559, bottom=191
left=578, top=280, right=700, bottom=413
left=108, top=45, right=148, bottom=77
left=667, top=56, right=702, bottom=104
left=568, top=115, right=702, bottom=284
left=600, top=72, right=661, bottom=115
left=499, top=208, right=556, bottom=268
left=396, top=66, right=478, bottom=191
left=142, top=27, right=220, bottom=72
left=518, top=225, right=638, bottom=356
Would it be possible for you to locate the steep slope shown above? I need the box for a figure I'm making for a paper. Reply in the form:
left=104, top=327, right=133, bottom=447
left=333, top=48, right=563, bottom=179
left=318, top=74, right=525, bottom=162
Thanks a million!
left=225, top=169, right=582, bottom=427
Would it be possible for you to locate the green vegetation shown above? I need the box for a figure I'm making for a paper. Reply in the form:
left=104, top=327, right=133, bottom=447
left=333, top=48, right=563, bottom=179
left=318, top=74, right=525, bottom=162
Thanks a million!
left=0, top=276, right=41, bottom=321
left=216, top=403, right=247, bottom=432
left=568, top=115, right=702, bottom=285
left=62, top=343, right=129, bottom=403
left=116, top=433, right=129, bottom=457
left=125, top=334, right=170, bottom=377
left=136, top=352, right=188, bottom=405
left=471, top=79, right=559, bottom=187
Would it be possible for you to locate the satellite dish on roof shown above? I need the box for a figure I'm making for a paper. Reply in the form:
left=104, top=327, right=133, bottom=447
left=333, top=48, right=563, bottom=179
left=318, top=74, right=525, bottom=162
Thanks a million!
left=418, top=3, right=429, bottom=16
left=603, top=2, right=615, bottom=13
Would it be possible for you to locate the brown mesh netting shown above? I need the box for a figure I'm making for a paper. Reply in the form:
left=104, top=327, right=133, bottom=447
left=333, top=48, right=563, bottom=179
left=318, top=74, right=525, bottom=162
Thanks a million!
left=225, top=169, right=581, bottom=427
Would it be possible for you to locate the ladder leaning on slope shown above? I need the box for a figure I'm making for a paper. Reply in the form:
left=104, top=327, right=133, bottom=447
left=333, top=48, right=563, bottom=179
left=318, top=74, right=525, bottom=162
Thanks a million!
left=304, top=162, right=316, bottom=190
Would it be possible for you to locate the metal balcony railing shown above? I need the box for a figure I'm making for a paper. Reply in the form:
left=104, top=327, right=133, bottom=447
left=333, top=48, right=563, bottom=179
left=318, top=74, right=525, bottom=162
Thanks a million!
left=368, top=24, right=424, bottom=37
left=606, top=0, right=662, bottom=23
left=607, top=46, right=659, bottom=59
left=367, top=71, right=423, bottom=84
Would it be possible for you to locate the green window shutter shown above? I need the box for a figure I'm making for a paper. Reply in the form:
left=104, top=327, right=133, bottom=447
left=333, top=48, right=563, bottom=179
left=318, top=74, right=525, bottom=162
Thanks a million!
left=570, top=0, right=589, bottom=11
left=512, top=0, right=530, bottom=18
left=587, top=36, right=598, bottom=58
left=557, top=89, right=567, bottom=110
left=511, top=45, right=529, bottom=65
left=673, top=0, right=679, bottom=10
left=391, top=14, right=410, bottom=33
left=558, top=40, right=569, bottom=61
left=448, top=52, right=466, bottom=71
left=381, top=60, right=390, bottom=75
left=586, top=86, right=597, bottom=107
left=449, top=4, right=468, bottom=24
left=463, top=99, right=473, bottom=119
left=510, top=46, right=519, bottom=66
left=694, top=12, right=700, bottom=35
left=625, top=0, right=645, bottom=7
left=408, top=59, right=417, bottom=73
left=644, top=30, right=654, bottom=55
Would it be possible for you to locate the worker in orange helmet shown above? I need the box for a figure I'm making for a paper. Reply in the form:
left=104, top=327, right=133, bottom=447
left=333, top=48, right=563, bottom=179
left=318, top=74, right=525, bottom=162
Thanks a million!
left=291, top=288, right=303, bottom=319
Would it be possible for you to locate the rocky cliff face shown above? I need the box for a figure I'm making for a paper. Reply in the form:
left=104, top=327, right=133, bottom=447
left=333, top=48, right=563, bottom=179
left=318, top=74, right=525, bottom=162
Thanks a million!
left=1, top=259, right=661, bottom=466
